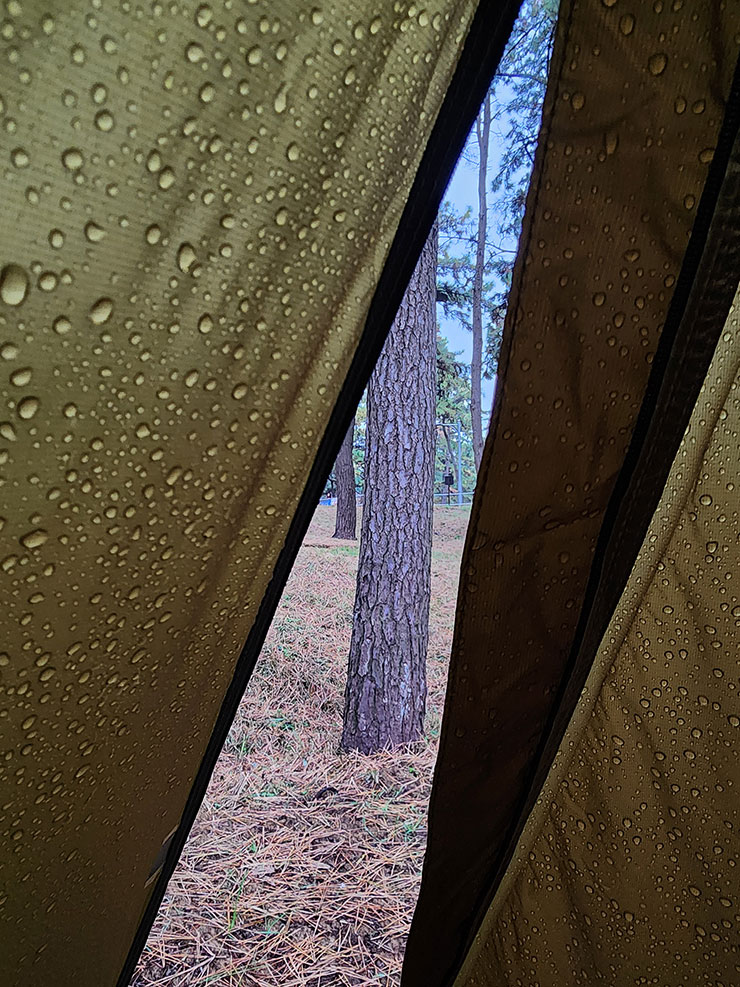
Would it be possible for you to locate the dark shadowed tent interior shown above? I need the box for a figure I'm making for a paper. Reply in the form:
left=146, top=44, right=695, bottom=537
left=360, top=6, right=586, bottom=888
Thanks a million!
left=1, top=1, right=739, bottom=985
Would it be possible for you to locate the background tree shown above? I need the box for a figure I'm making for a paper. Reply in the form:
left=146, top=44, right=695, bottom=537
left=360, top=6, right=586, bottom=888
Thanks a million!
left=341, top=223, right=438, bottom=754
left=332, top=417, right=357, bottom=539
left=436, top=0, right=557, bottom=455
left=470, top=93, right=490, bottom=470
left=435, top=333, right=476, bottom=497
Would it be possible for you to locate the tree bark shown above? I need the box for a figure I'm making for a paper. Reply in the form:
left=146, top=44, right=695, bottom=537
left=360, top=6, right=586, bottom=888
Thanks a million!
left=332, top=417, right=357, bottom=539
left=341, top=223, right=438, bottom=754
left=471, top=94, right=490, bottom=472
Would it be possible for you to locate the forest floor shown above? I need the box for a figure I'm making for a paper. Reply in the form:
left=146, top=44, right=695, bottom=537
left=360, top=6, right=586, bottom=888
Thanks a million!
left=132, top=505, right=470, bottom=987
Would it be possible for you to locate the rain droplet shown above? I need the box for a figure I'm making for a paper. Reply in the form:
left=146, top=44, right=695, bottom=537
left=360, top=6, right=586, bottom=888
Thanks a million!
left=11, top=147, right=29, bottom=168
left=571, top=92, right=585, bottom=111
left=146, top=224, right=162, bottom=245
left=158, top=167, right=175, bottom=190
left=94, top=109, right=114, bottom=131
left=274, top=85, right=287, bottom=113
left=89, top=297, right=114, bottom=324
left=84, top=221, right=106, bottom=242
left=49, top=229, right=65, bottom=249
left=10, top=367, right=32, bottom=386
left=648, top=53, right=668, bottom=76
left=0, top=264, right=29, bottom=306
left=177, top=242, right=196, bottom=272
left=38, top=271, right=58, bottom=292
left=17, top=396, right=40, bottom=419
left=146, top=150, right=162, bottom=173
left=53, top=315, right=71, bottom=335
left=61, top=147, right=84, bottom=170
left=195, top=4, right=212, bottom=28
left=21, top=528, right=49, bottom=549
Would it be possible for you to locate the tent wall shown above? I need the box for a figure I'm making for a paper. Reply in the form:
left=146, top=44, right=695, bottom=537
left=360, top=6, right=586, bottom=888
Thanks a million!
left=456, top=280, right=740, bottom=983
left=403, top=1, right=740, bottom=983
left=0, top=2, right=522, bottom=984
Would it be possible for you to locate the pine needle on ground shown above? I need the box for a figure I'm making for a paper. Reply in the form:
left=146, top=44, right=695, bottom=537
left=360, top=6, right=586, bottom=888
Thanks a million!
left=133, top=506, right=469, bottom=987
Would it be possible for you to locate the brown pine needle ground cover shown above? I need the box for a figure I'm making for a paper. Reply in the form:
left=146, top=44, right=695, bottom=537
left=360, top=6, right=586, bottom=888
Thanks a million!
left=133, top=505, right=470, bottom=987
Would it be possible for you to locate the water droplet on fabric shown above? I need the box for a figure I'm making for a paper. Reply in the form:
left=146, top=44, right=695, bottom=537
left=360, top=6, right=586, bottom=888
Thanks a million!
left=10, top=367, right=32, bottom=387
left=84, top=221, right=106, bottom=242
left=17, top=396, right=40, bottom=420
left=0, top=264, right=29, bottom=306
left=62, top=148, right=84, bottom=170
left=89, top=297, right=114, bottom=324
left=177, top=243, right=196, bottom=272
left=21, top=528, right=49, bottom=549
left=648, top=52, right=668, bottom=76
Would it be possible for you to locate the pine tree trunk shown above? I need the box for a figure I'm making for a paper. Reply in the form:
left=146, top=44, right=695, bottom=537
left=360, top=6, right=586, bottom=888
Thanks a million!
left=471, top=95, right=490, bottom=472
left=333, top=417, right=357, bottom=539
left=341, top=223, right=438, bottom=754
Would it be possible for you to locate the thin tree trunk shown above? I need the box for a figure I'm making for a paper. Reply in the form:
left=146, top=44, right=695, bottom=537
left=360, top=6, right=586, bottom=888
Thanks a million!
left=341, top=223, right=438, bottom=754
left=333, top=417, right=357, bottom=539
left=440, top=423, right=456, bottom=470
left=471, top=95, right=490, bottom=472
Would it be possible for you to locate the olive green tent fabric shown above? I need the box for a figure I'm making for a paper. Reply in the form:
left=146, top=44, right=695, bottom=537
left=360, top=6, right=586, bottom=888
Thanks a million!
left=454, top=284, right=740, bottom=985
left=403, top=2, right=740, bottom=984
left=3, top=1, right=739, bottom=985
left=0, top=2, right=520, bottom=984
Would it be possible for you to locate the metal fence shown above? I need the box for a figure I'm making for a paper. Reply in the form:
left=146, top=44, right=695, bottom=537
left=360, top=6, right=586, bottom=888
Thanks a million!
left=433, top=491, right=474, bottom=506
